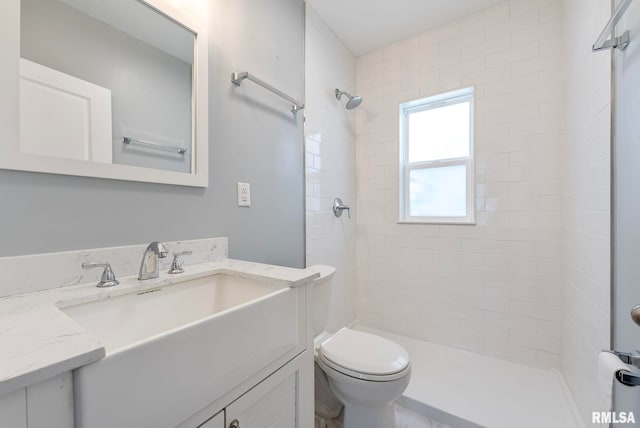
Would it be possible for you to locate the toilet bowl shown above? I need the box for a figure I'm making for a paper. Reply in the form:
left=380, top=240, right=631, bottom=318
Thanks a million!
left=316, top=327, right=411, bottom=428
left=307, top=265, right=411, bottom=428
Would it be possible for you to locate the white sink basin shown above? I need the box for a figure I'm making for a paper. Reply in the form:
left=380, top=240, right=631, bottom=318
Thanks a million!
left=62, top=274, right=283, bottom=353
left=67, top=273, right=305, bottom=428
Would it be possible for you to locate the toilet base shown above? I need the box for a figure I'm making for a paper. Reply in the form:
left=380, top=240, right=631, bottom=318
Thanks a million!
left=343, top=402, right=395, bottom=428
left=316, top=354, right=410, bottom=428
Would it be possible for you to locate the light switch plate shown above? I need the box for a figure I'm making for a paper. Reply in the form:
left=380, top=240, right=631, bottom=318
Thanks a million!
left=237, top=182, right=250, bottom=207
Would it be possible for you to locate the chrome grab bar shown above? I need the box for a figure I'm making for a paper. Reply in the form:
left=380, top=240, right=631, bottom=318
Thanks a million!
left=231, top=71, right=304, bottom=114
left=122, top=136, right=187, bottom=154
left=593, top=0, right=631, bottom=51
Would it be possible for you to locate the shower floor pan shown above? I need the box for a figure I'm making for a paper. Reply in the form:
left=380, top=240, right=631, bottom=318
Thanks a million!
left=355, top=325, right=584, bottom=428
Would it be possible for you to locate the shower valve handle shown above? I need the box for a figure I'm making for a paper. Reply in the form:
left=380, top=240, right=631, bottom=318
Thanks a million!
left=333, top=198, right=351, bottom=218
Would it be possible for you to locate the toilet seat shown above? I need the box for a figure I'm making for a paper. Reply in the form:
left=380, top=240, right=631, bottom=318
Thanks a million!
left=318, top=328, right=410, bottom=382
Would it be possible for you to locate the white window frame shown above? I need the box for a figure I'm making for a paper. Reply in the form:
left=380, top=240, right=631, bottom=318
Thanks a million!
left=399, top=87, right=475, bottom=224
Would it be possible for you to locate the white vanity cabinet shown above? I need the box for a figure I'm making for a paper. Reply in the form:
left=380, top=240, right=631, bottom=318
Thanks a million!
left=0, top=254, right=317, bottom=428
left=226, top=373, right=297, bottom=428
left=0, top=330, right=312, bottom=428
left=225, top=352, right=307, bottom=428
left=188, top=350, right=313, bottom=428
left=0, top=339, right=313, bottom=428
left=0, top=372, right=73, bottom=428
left=0, top=388, right=27, bottom=428
left=197, top=411, right=224, bottom=428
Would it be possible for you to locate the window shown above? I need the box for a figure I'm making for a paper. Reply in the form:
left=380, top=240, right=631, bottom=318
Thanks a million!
left=399, top=87, right=475, bottom=224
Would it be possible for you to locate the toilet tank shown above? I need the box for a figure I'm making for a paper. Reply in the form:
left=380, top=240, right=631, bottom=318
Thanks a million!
left=306, top=265, right=336, bottom=336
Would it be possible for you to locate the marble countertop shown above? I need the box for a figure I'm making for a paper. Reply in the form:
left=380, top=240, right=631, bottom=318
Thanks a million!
left=0, top=258, right=319, bottom=396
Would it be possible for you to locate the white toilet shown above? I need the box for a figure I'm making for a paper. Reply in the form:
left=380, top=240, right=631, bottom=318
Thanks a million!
left=308, top=265, right=411, bottom=428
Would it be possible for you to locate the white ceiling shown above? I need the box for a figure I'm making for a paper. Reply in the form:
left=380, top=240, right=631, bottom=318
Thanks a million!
left=306, top=0, right=510, bottom=56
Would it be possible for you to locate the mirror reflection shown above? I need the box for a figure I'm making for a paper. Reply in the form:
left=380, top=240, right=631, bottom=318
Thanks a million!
left=20, top=0, right=195, bottom=173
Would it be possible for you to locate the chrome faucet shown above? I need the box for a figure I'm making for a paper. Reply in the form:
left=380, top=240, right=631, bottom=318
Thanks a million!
left=138, top=241, right=168, bottom=280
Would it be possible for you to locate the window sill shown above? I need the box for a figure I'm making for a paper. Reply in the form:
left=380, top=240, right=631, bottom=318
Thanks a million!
left=397, top=219, right=476, bottom=225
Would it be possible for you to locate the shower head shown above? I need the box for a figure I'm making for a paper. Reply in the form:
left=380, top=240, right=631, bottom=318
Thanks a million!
left=335, top=89, right=363, bottom=110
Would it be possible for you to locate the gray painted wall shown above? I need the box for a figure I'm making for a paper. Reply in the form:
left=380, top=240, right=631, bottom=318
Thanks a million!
left=0, top=0, right=305, bottom=269
left=21, top=0, right=193, bottom=173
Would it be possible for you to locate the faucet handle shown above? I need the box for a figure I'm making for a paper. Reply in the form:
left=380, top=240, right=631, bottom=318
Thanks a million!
left=82, top=262, right=119, bottom=288
left=168, top=251, right=192, bottom=274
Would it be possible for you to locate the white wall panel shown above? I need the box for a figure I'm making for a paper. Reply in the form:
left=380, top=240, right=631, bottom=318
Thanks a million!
left=305, top=6, right=358, bottom=331
left=355, top=0, right=565, bottom=368
left=562, top=0, right=611, bottom=425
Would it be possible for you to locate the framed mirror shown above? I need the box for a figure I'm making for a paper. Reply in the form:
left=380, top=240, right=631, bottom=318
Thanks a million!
left=0, top=0, right=208, bottom=187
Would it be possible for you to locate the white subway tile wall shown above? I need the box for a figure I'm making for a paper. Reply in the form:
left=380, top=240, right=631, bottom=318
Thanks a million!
left=305, top=6, right=358, bottom=332
left=355, top=0, right=566, bottom=368
left=562, top=0, right=610, bottom=424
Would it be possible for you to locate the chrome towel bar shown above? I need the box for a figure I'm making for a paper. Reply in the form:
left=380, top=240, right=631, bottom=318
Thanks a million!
left=231, top=71, right=304, bottom=114
left=122, top=137, right=187, bottom=154
left=593, top=0, right=631, bottom=52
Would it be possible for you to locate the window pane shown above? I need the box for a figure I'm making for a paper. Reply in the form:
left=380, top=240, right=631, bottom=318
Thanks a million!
left=408, top=101, right=470, bottom=162
left=409, top=165, right=467, bottom=217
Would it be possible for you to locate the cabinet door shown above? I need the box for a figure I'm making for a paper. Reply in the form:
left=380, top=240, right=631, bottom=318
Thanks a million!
left=226, top=362, right=301, bottom=428
left=198, top=410, right=224, bottom=428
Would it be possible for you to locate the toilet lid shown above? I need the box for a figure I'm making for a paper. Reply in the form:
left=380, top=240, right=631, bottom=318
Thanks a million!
left=319, top=328, right=410, bottom=377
